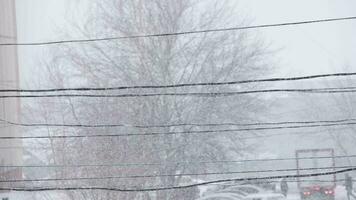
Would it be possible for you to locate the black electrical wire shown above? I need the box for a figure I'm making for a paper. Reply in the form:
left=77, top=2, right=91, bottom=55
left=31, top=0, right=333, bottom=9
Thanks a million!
left=1, top=16, right=355, bottom=46
left=0, top=167, right=354, bottom=192
left=242, top=125, right=353, bottom=139
left=1, top=117, right=356, bottom=129
left=0, top=121, right=355, bottom=140
left=0, top=74, right=356, bottom=93
left=1, top=87, right=356, bottom=99
left=0, top=155, right=354, bottom=169
left=0, top=166, right=351, bottom=183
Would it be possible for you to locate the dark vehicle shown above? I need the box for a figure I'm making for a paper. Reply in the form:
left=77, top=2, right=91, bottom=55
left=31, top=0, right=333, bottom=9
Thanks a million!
left=296, top=149, right=336, bottom=200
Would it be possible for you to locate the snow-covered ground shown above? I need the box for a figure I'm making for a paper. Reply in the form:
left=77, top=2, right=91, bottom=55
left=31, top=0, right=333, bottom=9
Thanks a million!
left=286, top=193, right=300, bottom=200
left=334, top=186, right=348, bottom=200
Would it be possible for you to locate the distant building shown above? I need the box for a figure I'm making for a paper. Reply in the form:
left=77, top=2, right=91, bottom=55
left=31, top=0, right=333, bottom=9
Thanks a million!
left=0, top=0, right=23, bottom=183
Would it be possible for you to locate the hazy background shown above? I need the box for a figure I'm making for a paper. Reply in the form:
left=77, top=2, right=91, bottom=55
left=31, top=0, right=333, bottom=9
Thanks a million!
left=14, top=0, right=356, bottom=158
left=16, top=0, right=356, bottom=78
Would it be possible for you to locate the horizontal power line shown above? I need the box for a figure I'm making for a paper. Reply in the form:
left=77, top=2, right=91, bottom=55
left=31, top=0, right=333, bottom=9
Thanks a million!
left=0, top=166, right=351, bottom=183
left=1, top=16, right=356, bottom=46
left=0, top=168, right=354, bottom=192
left=1, top=87, right=356, bottom=99
left=0, top=155, right=355, bottom=169
left=216, top=179, right=348, bottom=185
left=1, top=117, right=356, bottom=129
left=24, top=122, right=348, bottom=143
left=0, top=121, right=356, bottom=140
left=1, top=72, right=356, bottom=93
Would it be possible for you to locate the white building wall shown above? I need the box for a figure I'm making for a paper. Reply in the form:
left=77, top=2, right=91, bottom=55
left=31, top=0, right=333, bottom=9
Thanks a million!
left=0, top=0, right=23, bottom=179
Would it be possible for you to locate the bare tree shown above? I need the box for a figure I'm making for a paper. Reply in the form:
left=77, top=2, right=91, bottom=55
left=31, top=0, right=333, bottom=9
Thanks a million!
left=25, top=0, right=272, bottom=199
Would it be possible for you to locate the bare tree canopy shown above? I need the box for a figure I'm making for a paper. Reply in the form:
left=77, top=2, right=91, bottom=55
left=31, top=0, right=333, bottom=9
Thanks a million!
left=24, top=0, right=272, bottom=199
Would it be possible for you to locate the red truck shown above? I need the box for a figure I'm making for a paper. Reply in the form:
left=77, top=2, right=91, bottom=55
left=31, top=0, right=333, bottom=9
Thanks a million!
left=296, top=148, right=336, bottom=200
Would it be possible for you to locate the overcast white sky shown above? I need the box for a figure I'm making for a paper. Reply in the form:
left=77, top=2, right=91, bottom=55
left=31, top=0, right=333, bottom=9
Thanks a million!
left=15, top=0, right=356, bottom=84
left=239, top=0, right=356, bottom=76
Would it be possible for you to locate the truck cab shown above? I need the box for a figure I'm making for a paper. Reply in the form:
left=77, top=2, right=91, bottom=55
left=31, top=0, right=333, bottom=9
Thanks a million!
left=296, top=148, right=336, bottom=200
